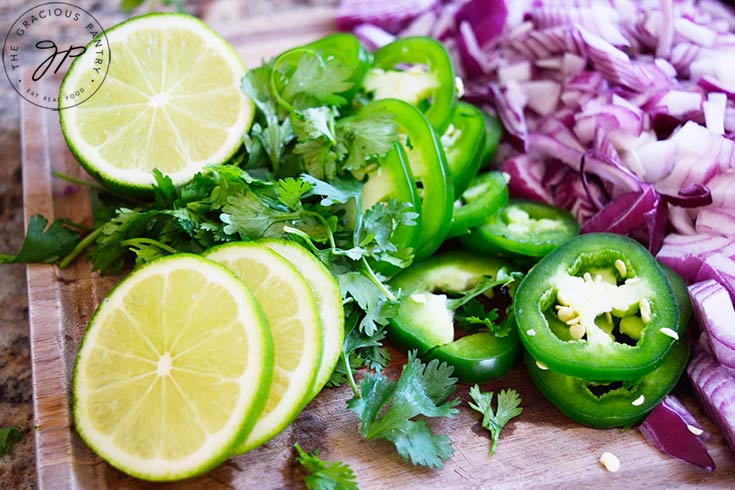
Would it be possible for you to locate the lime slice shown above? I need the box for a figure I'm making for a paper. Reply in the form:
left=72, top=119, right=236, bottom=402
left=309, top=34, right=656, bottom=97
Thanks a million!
left=72, top=254, right=273, bottom=481
left=59, top=13, right=253, bottom=195
left=261, top=239, right=344, bottom=396
left=204, top=243, right=323, bottom=453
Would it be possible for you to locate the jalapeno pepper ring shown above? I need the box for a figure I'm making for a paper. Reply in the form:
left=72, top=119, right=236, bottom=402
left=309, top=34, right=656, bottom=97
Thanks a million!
left=526, top=336, right=689, bottom=428
left=515, top=233, right=680, bottom=381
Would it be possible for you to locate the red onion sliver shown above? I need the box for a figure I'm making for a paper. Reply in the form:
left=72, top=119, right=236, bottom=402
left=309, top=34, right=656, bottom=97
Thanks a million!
left=656, top=233, right=732, bottom=281
left=688, top=280, right=735, bottom=375
left=695, top=253, right=735, bottom=303
left=688, top=345, right=735, bottom=454
left=639, top=395, right=715, bottom=472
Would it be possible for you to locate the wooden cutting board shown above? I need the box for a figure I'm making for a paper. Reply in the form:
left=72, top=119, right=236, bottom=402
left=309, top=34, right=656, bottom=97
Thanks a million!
left=21, top=6, right=735, bottom=489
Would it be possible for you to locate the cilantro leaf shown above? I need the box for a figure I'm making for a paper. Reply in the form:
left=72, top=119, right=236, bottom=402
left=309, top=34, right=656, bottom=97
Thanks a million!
left=294, top=444, right=358, bottom=490
left=337, top=271, right=396, bottom=336
left=354, top=199, right=418, bottom=268
left=294, top=138, right=338, bottom=180
left=88, top=209, right=164, bottom=273
left=337, top=107, right=399, bottom=172
left=455, top=301, right=506, bottom=336
left=152, top=168, right=177, bottom=209
left=277, top=177, right=312, bottom=210
left=221, top=192, right=299, bottom=238
left=468, top=386, right=523, bottom=455
left=347, top=351, right=459, bottom=468
left=292, top=107, right=337, bottom=143
left=280, top=53, right=353, bottom=107
left=0, top=215, right=81, bottom=265
left=0, top=427, right=21, bottom=455
left=301, top=174, right=362, bottom=207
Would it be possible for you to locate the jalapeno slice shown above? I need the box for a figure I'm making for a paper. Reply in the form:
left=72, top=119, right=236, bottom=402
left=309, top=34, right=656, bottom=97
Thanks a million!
left=460, top=199, right=579, bottom=258
left=426, top=312, right=521, bottom=384
left=387, top=250, right=522, bottom=382
left=447, top=171, right=509, bottom=239
left=304, top=33, right=371, bottom=97
left=480, top=109, right=503, bottom=165
left=372, top=98, right=453, bottom=261
left=368, top=37, right=456, bottom=134
left=360, top=141, right=421, bottom=270
left=515, top=233, right=681, bottom=381
left=441, top=102, right=487, bottom=196
left=526, top=335, right=689, bottom=428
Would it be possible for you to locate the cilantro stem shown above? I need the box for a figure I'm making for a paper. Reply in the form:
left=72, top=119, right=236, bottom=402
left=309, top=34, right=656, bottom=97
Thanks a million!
left=52, top=171, right=106, bottom=192
left=343, top=351, right=359, bottom=397
left=120, top=238, right=178, bottom=254
left=59, top=226, right=104, bottom=269
left=360, top=257, right=396, bottom=302
left=305, top=211, right=337, bottom=250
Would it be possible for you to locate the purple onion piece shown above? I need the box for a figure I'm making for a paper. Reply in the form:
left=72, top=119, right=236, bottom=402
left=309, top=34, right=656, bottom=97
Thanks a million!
left=580, top=185, right=658, bottom=236
left=688, top=345, right=735, bottom=454
left=580, top=149, right=643, bottom=196
left=500, top=154, right=555, bottom=204
left=695, top=254, right=735, bottom=304
left=688, top=280, right=735, bottom=375
left=656, top=233, right=733, bottom=282
left=660, top=183, right=713, bottom=208
left=456, top=20, right=489, bottom=78
left=639, top=395, right=715, bottom=472
left=644, top=196, right=668, bottom=255
left=454, top=0, right=508, bottom=47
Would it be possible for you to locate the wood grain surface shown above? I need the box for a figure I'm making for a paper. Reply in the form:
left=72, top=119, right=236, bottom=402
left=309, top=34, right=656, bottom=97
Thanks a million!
left=22, top=7, right=735, bottom=490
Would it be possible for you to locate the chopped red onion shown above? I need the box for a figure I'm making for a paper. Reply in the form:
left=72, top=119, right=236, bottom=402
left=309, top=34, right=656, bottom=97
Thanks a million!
left=639, top=395, right=715, bottom=472
left=688, top=280, right=735, bottom=375
left=500, top=154, right=554, bottom=204
left=660, top=183, right=713, bottom=208
left=696, top=207, right=735, bottom=237
left=695, top=254, right=735, bottom=303
left=456, top=20, right=490, bottom=78
left=656, top=233, right=733, bottom=282
left=454, top=0, right=507, bottom=48
left=688, top=344, right=735, bottom=454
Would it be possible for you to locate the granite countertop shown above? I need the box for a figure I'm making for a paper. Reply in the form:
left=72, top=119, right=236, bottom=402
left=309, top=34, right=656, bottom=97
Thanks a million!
left=0, top=1, right=337, bottom=488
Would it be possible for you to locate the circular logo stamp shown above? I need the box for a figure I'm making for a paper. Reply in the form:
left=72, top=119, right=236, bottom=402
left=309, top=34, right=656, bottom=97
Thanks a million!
left=2, top=2, right=111, bottom=110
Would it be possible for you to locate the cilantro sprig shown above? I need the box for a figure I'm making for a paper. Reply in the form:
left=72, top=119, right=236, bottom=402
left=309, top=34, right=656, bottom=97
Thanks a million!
left=347, top=351, right=459, bottom=468
left=468, top=386, right=523, bottom=455
left=294, top=444, right=358, bottom=490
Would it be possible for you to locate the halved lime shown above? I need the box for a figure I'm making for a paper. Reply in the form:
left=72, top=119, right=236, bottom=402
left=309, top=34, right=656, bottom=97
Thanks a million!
left=261, top=239, right=344, bottom=397
left=59, top=13, right=253, bottom=195
left=73, top=254, right=273, bottom=481
left=204, top=243, right=323, bottom=453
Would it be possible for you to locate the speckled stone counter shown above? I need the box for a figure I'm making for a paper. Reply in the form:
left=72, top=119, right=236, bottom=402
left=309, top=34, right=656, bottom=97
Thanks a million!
left=0, top=1, right=337, bottom=488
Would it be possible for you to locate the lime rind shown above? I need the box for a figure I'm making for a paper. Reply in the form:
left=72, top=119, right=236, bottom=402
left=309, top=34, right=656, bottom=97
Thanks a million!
left=261, top=238, right=345, bottom=397
left=59, top=13, right=254, bottom=197
left=72, top=254, right=273, bottom=481
left=203, top=242, right=323, bottom=454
